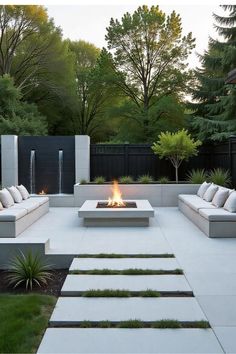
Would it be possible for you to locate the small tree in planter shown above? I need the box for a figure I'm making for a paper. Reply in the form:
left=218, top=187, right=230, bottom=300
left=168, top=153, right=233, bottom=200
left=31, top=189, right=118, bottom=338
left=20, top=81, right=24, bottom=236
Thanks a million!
left=152, top=130, right=201, bottom=183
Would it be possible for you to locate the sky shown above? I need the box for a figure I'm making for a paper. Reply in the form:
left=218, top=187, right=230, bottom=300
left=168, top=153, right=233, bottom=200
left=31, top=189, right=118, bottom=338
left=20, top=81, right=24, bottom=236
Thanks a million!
left=46, top=2, right=223, bottom=70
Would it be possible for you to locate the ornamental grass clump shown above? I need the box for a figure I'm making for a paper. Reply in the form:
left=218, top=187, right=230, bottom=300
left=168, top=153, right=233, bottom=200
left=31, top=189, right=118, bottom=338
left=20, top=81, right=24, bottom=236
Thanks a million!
left=6, top=251, right=53, bottom=290
left=94, top=176, right=106, bottom=184
left=152, top=130, right=201, bottom=183
left=158, top=176, right=169, bottom=184
left=138, top=174, right=153, bottom=183
left=187, top=169, right=208, bottom=184
left=208, top=168, right=231, bottom=187
left=119, top=176, right=134, bottom=183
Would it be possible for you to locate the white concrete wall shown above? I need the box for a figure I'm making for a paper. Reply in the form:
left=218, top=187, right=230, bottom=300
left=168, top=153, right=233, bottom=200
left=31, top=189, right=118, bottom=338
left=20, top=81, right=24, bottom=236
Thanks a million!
left=1, top=135, right=18, bottom=187
left=74, top=183, right=200, bottom=207
left=75, top=135, right=90, bottom=183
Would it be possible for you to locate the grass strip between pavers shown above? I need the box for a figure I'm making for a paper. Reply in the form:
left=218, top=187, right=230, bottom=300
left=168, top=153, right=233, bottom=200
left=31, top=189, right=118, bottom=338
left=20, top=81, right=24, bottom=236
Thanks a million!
left=75, top=253, right=175, bottom=258
left=74, top=289, right=193, bottom=297
left=69, top=268, right=183, bottom=275
left=50, top=319, right=210, bottom=329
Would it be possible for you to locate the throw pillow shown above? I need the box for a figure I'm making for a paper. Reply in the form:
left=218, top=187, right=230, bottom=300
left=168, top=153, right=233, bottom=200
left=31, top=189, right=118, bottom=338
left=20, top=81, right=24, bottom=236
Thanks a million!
left=197, top=181, right=211, bottom=198
left=0, top=188, right=14, bottom=208
left=212, top=188, right=229, bottom=207
left=203, top=184, right=218, bottom=202
left=16, top=185, right=30, bottom=200
left=7, top=186, right=23, bottom=203
left=224, top=191, right=236, bottom=213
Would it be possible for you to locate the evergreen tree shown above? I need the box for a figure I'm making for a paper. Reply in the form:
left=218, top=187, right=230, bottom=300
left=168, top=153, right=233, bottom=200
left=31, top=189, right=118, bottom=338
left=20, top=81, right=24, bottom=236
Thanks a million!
left=190, top=5, right=236, bottom=142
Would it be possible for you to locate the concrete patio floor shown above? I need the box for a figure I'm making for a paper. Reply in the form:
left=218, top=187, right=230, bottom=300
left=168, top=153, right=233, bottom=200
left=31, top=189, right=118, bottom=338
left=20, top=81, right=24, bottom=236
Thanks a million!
left=17, top=207, right=236, bottom=353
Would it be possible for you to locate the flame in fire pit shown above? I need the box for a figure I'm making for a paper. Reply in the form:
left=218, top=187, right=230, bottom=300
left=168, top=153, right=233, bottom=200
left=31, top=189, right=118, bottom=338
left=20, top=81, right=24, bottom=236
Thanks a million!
left=107, top=181, right=125, bottom=207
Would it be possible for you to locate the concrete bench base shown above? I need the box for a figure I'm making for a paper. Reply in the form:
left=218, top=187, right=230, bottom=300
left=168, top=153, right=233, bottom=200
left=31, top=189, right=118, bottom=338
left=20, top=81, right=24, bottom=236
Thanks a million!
left=178, top=199, right=236, bottom=238
left=0, top=201, right=49, bottom=238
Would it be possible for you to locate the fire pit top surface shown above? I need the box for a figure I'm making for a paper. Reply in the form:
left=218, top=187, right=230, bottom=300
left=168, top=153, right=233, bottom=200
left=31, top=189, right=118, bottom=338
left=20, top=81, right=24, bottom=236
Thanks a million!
left=79, top=200, right=154, bottom=218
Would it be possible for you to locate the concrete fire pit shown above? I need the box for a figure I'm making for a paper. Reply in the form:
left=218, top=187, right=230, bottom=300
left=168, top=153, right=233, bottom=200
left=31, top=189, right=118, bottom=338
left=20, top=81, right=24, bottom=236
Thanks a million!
left=78, top=200, right=154, bottom=227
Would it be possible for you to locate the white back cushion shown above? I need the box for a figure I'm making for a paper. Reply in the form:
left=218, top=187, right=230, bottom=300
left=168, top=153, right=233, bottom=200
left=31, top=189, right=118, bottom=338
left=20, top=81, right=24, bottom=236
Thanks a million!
left=224, top=191, right=236, bottom=213
left=203, top=184, right=218, bottom=202
left=16, top=185, right=30, bottom=200
left=7, top=186, right=23, bottom=203
left=0, top=188, right=14, bottom=208
left=212, top=188, right=229, bottom=207
left=197, top=182, right=211, bottom=198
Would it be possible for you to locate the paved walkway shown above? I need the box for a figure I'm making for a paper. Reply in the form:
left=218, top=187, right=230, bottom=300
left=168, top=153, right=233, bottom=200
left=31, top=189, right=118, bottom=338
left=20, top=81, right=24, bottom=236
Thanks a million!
left=20, top=207, right=236, bottom=353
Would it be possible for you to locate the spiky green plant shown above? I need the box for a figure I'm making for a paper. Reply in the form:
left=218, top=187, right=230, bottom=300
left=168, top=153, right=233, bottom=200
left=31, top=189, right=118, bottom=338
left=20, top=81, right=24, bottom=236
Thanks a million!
left=6, top=251, right=53, bottom=290
left=138, top=174, right=153, bottom=183
left=94, top=176, right=106, bottom=184
left=187, top=169, right=208, bottom=184
left=119, top=176, right=134, bottom=183
left=158, top=176, right=169, bottom=184
left=208, top=168, right=231, bottom=187
left=79, top=179, right=87, bottom=184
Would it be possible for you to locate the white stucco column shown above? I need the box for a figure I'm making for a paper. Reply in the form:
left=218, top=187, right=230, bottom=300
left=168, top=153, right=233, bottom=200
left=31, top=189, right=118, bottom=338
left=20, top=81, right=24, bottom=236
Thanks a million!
left=1, top=135, right=18, bottom=187
left=75, top=135, right=90, bottom=182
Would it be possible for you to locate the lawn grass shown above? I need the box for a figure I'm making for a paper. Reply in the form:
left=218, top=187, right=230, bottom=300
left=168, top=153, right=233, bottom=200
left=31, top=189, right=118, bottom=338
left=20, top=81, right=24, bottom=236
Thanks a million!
left=70, top=268, right=183, bottom=275
left=76, top=253, right=175, bottom=258
left=0, top=294, right=56, bottom=354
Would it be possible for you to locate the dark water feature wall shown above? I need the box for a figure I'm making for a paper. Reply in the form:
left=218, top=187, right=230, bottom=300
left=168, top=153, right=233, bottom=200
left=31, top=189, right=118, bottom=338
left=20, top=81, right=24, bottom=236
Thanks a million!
left=18, top=136, right=75, bottom=194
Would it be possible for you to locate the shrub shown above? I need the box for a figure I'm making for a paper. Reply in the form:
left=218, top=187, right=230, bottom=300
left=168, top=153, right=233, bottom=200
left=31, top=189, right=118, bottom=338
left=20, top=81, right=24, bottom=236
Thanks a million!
left=158, top=176, right=169, bottom=184
left=152, top=130, right=201, bottom=183
left=187, top=169, right=208, bottom=184
left=80, top=179, right=87, bottom=184
left=208, top=168, right=231, bottom=187
left=94, top=176, right=106, bottom=184
left=119, top=176, right=134, bottom=183
left=6, top=251, right=52, bottom=290
left=138, top=174, right=153, bottom=183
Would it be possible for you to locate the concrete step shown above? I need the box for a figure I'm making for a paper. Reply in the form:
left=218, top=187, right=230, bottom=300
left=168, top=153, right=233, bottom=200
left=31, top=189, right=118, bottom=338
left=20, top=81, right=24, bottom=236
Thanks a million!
left=61, top=275, right=191, bottom=295
left=69, top=257, right=181, bottom=271
left=37, top=328, right=223, bottom=353
left=50, top=297, right=207, bottom=325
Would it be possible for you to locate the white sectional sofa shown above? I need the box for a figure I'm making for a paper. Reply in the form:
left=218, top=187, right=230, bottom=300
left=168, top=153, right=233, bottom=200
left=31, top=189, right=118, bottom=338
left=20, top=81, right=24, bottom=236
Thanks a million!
left=0, top=196, right=49, bottom=238
left=179, top=185, right=236, bottom=238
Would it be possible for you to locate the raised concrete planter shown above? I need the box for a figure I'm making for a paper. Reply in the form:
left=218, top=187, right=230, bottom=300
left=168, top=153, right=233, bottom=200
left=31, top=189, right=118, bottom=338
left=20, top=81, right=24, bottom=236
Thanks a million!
left=74, top=183, right=200, bottom=207
left=31, top=194, right=75, bottom=207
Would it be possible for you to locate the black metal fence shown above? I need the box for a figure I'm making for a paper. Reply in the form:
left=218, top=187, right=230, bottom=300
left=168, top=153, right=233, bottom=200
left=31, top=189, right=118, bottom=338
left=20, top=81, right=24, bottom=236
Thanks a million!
left=90, top=137, right=236, bottom=187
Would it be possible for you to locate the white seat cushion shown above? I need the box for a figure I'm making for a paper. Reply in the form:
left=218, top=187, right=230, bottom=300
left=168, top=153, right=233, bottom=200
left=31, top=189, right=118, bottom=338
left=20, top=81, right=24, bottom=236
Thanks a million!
left=179, top=194, right=216, bottom=212
left=203, top=184, right=218, bottom=202
left=31, top=196, right=49, bottom=206
left=7, top=186, right=23, bottom=203
left=224, top=191, right=236, bottom=213
left=199, top=208, right=236, bottom=222
left=18, top=199, right=40, bottom=213
left=16, top=185, right=30, bottom=200
left=0, top=188, right=15, bottom=208
left=0, top=208, right=27, bottom=221
left=197, top=182, right=211, bottom=198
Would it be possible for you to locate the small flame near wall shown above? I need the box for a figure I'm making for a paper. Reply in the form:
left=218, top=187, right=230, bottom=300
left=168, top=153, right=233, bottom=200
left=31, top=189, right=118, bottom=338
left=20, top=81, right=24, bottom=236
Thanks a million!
left=38, top=190, right=47, bottom=195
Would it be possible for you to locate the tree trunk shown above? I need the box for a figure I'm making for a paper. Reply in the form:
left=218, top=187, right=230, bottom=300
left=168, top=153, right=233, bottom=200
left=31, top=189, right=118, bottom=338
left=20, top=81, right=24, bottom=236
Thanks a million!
left=175, top=166, right=178, bottom=184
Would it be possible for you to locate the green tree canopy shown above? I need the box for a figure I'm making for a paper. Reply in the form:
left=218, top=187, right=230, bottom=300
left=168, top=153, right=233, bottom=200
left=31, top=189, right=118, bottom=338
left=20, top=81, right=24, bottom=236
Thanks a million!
left=105, top=5, right=195, bottom=141
left=152, top=129, right=201, bottom=182
left=0, top=75, right=47, bottom=135
left=190, top=5, right=236, bottom=141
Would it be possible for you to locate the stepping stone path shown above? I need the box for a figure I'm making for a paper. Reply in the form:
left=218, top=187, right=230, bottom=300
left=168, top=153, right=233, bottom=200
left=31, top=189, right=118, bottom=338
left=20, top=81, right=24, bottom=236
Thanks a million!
left=38, top=255, right=224, bottom=353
